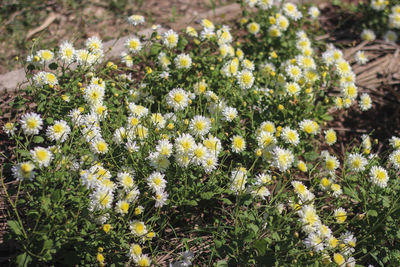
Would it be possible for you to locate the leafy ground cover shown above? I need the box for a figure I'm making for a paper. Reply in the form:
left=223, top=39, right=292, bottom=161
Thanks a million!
left=1, top=0, right=400, bottom=266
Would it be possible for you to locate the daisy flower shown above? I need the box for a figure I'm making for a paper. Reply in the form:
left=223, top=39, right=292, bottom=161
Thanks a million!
left=369, top=166, right=389, bottom=188
left=334, top=208, right=347, bottom=223
left=359, top=93, right=372, bottom=111
left=174, top=54, right=192, bottom=69
left=299, top=119, right=319, bottom=135
left=201, top=19, right=215, bottom=30
left=58, top=41, right=75, bottom=63
left=247, top=22, right=260, bottom=35
left=283, top=3, right=302, bottom=20
left=135, top=254, right=151, bottom=266
left=117, top=171, right=135, bottom=190
left=127, top=14, right=145, bottom=26
left=158, top=52, right=171, bottom=69
left=3, top=122, right=16, bottom=136
left=361, top=29, right=376, bottom=42
left=258, top=0, right=273, bottom=10
left=125, top=37, right=142, bottom=53
left=30, top=147, right=53, bottom=167
left=389, top=136, right=400, bottom=149
left=257, top=131, right=276, bottom=149
left=346, top=153, right=367, bottom=172
left=147, top=172, right=167, bottom=192
left=186, top=26, right=198, bottom=37
left=130, top=220, right=147, bottom=236
left=308, top=6, right=320, bottom=19
left=156, top=139, right=173, bottom=157
left=115, top=200, right=130, bottom=214
left=12, top=162, right=36, bottom=180
left=190, top=115, right=211, bottom=137
left=286, top=65, right=302, bottom=81
left=222, top=106, right=238, bottom=122
left=175, top=133, right=195, bottom=154
left=384, top=30, right=398, bottom=43
left=276, top=16, right=289, bottom=31
left=20, top=112, right=43, bottom=135
left=272, top=147, right=294, bottom=172
left=46, top=120, right=71, bottom=143
left=37, top=50, right=54, bottom=63
left=389, top=149, right=400, bottom=170
left=355, top=50, right=368, bottom=65
left=91, top=138, right=109, bottom=154
left=285, top=82, right=301, bottom=96
left=237, top=70, right=254, bottom=89
left=281, top=127, right=300, bottom=145
left=85, top=36, right=103, bottom=52
left=202, top=154, right=218, bottom=173
left=203, top=134, right=222, bottom=155
left=166, top=88, right=189, bottom=111
left=260, top=121, right=276, bottom=133
left=298, top=205, right=320, bottom=230
left=231, top=135, right=246, bottom=153
left=163, top=29, right=179, bottom=48
left=154, top=190, right=169, bottom=208
left=192, top=143, right=209, bottom=165
left=324, top=154, right=340, bottom=173
left=371, top=0, right=386, bottom=11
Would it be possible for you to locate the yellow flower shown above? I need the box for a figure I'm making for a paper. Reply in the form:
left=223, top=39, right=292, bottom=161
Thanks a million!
left=103, top=224, right=111, bottom=233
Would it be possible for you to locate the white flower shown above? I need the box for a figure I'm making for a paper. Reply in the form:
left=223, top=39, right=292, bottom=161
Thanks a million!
left=237, top=70, right=254, bottom=89
left=12, top=162, right=36, bottom=180
left=20, top=112, right=43, bottom=135
left=355, top=50, right=368, bottom=65
left=163, top=29, right=179, bottom=48
left=369, top=166, right=389, bottom=188
left=46, top=120, right=71, bottom=143
left=147, top=172, right=167, bottom=193
left=30, top=147, right=53, bottom=167
left=125, top=37, right=142, bottom=53
left=190, top=115, right=211, bottom=137
left=347, top=153, right=367, bottom=172
left=231, top=135, right=246, bottom=153
left=174, top=54, right=192, bottom=69
left=59, top=41, right=75, bottom=63
left=389, top=149, right=400, bottom=170
left=281, top=127, right=300, bottom=145
left=359, top=93, right=372, bottom=111
left=222, top=106, right=238, bottom=122
left=308, top=6, right=320, bottom=19
left=166, top=88, right=189, bottom=111
left=86, top=36, right=103, bottom=52
left=272, top=147, right=294, bottom=172
left=127, top=14, right=145, bottom=26
left=361, top=29, right=376, bottom=42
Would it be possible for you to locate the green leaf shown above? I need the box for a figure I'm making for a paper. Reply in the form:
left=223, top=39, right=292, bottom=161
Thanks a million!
left=150, top=43, right=162, bottom=56
left=46, top=117, right=54, bottom=124
left=253, top=239, right=268, bottom=256
left=8, top=220, right=23, bottom=237
left=367, top=210, right=378, bottom=217
left=221, top=198, right=232, bottom=205
left=248, top=223, right=259, bottom=234
left=43, top=239, right=54, bottom=251
left=33, top=136, right=44, bottom=144
left=201, top=192, right=214, bottom=200
left=49, top=62, right=58, bottom=70
left=304, top=151, right=319, bottom=161
left=16, top=253, right=31, bottom=267
left=215, top=260, right=228, bottom=267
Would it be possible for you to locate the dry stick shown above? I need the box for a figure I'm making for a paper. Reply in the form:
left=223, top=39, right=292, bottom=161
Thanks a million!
left=344, top=40, right=369, bottom=60
left=354, top=57, right=390, bottom=80
left=26, top=12, right=60, bottom=40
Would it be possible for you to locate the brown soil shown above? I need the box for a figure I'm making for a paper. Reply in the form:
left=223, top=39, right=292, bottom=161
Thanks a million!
left=0, top=0, right=233, bottom=74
